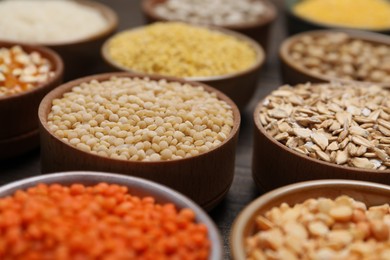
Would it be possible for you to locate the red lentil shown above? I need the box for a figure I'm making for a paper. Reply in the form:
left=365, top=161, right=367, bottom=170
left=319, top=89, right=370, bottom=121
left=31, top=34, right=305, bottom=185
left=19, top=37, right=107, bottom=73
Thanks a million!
left=0, top=183, right=210, bottom=260
left=0, top=45, right=54, bottom=97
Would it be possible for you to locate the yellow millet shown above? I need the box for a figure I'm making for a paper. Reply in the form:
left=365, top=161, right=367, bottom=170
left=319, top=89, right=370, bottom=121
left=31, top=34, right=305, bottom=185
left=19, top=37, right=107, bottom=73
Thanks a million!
left=107, top=22, right=257, bottom=78
left=47, top=77, right=234, bottom=162
left=294, top=0, right=390, bottom=30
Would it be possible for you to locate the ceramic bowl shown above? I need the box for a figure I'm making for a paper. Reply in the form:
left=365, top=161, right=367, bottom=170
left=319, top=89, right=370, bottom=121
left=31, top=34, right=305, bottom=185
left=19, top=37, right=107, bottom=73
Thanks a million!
left=101, top=26, right=265, bottom=110
left=0, top=171, right=223, bottom=260
left=141, top=0, right=277, bottom=51
left=38, top=72, right=240, bottom=210
left=0, top=41, right=63, bottom=159
left=230, top=179, right=390, bottom=260
left=285, top=0, right=390, bottom=35
left=252, top=96, right=390, bottom=192
left=280, top=29, right=390, bottom=87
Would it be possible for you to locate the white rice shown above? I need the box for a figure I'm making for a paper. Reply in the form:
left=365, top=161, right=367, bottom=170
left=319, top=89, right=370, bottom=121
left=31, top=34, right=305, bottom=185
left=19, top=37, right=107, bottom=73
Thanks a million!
left=0, top=0, right=108, bottom=44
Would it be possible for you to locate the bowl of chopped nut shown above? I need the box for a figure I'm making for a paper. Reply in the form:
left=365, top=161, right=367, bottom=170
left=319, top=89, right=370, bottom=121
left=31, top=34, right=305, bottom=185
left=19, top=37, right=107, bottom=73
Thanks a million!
left=0, top=41, right=63, bottom=159
left=38, top=72, right=240, bottom=210
left=231, top=179, right=390, bottom=260
left=253, top=82, right=390, bottom=192
left=285, top=0, right=390, bottom=35
left=0, top=171, right=223, bottom=259
left=101, top=22, right=265, bottom=109
left=280, top=30, right=390, bottom=87
left=141, top=0, right=277, bottom=51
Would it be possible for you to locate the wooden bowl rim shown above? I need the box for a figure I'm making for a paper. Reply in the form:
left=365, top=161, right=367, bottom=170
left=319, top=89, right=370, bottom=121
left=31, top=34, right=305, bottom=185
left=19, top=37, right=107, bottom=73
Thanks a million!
left=101, top=23, right=265, bottom=82
left=230, top=179, right=390, bottom=260
left=0, top=40, right=64, bottom=101
left=279, top=29, right=390, bottom=87
left=39, top=72, right=241, bottom=165
left=141, top=0, right=277, bottom=29
left=253, top=94, right=390, bottom=174
left=0, top=171, right=223, bottom=260
left=286, top=0, right=390, bottom=33
left=5, top=0, right=119, bottom=47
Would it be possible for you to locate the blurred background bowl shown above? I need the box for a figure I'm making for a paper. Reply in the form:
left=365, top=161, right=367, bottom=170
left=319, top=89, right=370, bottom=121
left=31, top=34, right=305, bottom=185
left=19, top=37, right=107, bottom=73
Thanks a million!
left=0, top=41, right=63, bottom=159
left=285, top=0, right=390, bottom=36
left=280, top=30, right=390, bottom=87
left=0, top=171, right=223, bottom=260
left=141, top=0, right=277, bottom=52
left=38, top=72, right=240, bottom=210
left=252, top=99, right=390, bottom=192
left=230, top=179, right=390, bottom=260
left=102, top=26, right=265, bottom=110
left=46, top=0, right=118, bottom=81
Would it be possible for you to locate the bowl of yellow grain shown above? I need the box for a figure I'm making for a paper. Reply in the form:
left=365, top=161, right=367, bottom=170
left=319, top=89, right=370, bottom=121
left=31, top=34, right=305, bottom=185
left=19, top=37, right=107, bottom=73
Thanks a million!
left=286, top=0, right=390, bottom=35
left=101, top=22, right=265, bottom=109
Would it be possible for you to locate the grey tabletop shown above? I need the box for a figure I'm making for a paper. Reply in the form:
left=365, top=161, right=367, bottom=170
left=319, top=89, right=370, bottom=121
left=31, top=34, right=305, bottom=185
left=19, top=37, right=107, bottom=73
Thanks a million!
left=0, top=0, right=286, bottom=258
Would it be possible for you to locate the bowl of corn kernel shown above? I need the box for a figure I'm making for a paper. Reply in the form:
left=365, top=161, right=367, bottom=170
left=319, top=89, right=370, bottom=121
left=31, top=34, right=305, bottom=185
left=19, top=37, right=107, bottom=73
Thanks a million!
left=101, top=22, right=264, bottom=109
left=286, top=0, right=390, bottom=35
left=38, top=72, right=240, bottom=210
left=280, top=30, right=390, bottom=87
left=0, top=41, right=63, bottom=159
left=141, top=0, right=277, bottom=51
left=0, top=171, right=223, bottom=259
left=231, top=179, right=390, bottom=260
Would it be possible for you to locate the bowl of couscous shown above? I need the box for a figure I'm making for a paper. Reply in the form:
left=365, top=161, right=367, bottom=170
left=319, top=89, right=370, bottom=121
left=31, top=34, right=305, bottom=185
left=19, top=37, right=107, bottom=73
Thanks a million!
left=285, top=0, right=390, bottom=35
left=38, top=72, right=240, bottom=210
left=101, top=22, right=265, bottom=109
left=0, top=171, right=223, bottom=259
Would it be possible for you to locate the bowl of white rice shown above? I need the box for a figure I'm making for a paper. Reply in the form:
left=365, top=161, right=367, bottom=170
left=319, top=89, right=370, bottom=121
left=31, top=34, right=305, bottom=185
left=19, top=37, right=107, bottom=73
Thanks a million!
left=0, top=0, right=118, bottom=80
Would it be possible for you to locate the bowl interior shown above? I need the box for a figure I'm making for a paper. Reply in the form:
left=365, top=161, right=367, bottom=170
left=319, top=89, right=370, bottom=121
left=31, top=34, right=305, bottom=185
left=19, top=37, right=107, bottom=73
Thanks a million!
left=0, top=171, right=223, bottom=260
left=101, top=26, right=265, bottom=82
left=231, top=180, right=390, bottom=260
left=280, top=29, right=390, bottom=87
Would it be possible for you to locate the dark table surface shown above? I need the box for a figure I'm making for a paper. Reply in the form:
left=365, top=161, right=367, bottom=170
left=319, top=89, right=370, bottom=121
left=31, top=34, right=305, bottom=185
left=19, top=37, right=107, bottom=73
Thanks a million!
left=0, top=0, right=286, bottom=258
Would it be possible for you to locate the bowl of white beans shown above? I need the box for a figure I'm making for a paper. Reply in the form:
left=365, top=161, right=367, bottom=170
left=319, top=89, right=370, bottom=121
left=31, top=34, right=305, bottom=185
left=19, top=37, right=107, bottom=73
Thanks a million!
left=0, top=0, right=118, bottom=80
left=141, top=0, right=277, bottom=51
left=38, top=72, right=240, bottom=210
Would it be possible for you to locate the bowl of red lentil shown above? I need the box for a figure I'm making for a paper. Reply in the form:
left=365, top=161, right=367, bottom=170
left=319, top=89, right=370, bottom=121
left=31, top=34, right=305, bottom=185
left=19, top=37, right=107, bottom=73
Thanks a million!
left=253, top=82, right=390, bottom=192
left=0, top=41, right=63, bottom=159
left=280, top=30, right=390, bottom=87
left=101, top=22, right=265, bottom=109
left=0, top=171, right=223, bottom=259
left=38, top=72, right=240, bottom=210
left=231, top=179, right=390, bottom=260
left=141, top=0, right=277, bottom=51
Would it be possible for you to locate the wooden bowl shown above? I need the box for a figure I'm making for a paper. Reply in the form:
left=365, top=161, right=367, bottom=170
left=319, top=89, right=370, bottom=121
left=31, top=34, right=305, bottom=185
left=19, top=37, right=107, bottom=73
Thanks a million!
left=38, top=72, right=241, bottom=211
left=280, top=30, right=390, bottom=87
left=285, top=0, right=390, bottom=36
left=141, top=0, right=277, bottom=51
left=0, top=41, right=63, bottom=158
left=230, top=179, right=390, bottom=260
left=252, top=99, right=390, bottom=192
left=0, top=171, right=223, bottom=260
left=101, top=26, right=265, bottom=110
left=42, top=0, right=118, bottom=81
